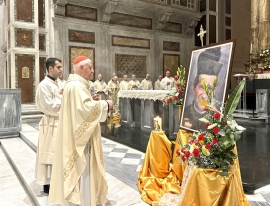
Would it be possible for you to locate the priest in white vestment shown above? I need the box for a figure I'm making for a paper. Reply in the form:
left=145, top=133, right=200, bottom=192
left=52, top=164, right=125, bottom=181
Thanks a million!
left=128, top=74, right=140, bottom=90
left=140, top=74, right=153, bottom=90
left=119, top=74, right=129, bottom=90
left=107, top=75, right=120, bottom=100
left=49, top=56, right=113, bottom=206
left=35, top=57, right=63, bottom=194
left=93, top=74, right=108, bottom=100
left=154, top=75, right=163, bottom=90
left=160, top=70, right=175, bottom=90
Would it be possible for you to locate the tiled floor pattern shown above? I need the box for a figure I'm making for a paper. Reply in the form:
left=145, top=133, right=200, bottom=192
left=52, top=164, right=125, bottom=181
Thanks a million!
left=13, top=123, right=270, bottom=205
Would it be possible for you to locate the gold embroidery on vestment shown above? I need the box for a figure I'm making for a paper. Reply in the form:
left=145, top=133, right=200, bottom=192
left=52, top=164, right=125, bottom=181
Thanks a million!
left=63, top=150, right=79, bottom=181
left=74, top=103, right=101, bottom=142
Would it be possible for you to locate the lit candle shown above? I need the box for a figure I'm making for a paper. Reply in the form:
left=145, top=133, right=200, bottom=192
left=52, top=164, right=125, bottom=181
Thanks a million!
left=154, top=116, right=162, bottom=131
left=250, top=43, right=253, bottom=54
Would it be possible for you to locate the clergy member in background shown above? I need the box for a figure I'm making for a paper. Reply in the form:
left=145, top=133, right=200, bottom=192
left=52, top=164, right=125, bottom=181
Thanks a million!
left=128, top=74, right=140, bottom=90
left=57, top=72, right=66, bottom=90
left=108, top=75, right=120, bottom=100
left=160, top=70, right=174, bottom=90
left=140, top=74, right=153, bottom=90
left=35, top=57, right=63, bottom=194
left=49, top=56, right=113, bottom=206
left=154, top=75, right=163, bottom=90
left=93, top=74, right=108, bottom=100
left=119, top=74, right=129, bottom=90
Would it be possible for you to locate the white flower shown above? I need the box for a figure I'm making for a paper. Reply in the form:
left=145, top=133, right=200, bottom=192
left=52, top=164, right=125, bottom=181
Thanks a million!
left=199, top=118, right=209, bottom=123
left=172, top=87, right=177, bottom=92
left=207, top=123, right=217, bottom=129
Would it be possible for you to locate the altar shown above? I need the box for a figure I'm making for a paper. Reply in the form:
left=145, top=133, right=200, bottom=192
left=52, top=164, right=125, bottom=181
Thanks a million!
left=118, top=90, right=180, bottom=139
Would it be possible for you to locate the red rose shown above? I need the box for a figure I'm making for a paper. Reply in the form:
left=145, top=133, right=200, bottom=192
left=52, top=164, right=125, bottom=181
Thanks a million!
left=212, top=138, right=219, bottom=144
left=167, top=97, right=172, bottom=103
left=181, top=156, right=185, bottom=161
left=193, top=148, right=200, bottom=157
left=176, top=149, right=180, bottom=155
left=213, top=113, right=221, bottom=119
left=206, top=123, right=210, bottom=129
left=198, top=134, right=205, bottom=141
left=185, top=151, right=191, bottom=158
left=176, top=83, right=181, bottom=87
left=205, top=144, right=212, bottom=150
left=212, top=127, right=220, bottom=134
left=174, top=77, right=179, bottom=81
left=189, top=139, right=195, bottom=144
left=178, top=90, right=183, bottom=94
left=181, top=148, right=186, bottom=153
left=174, top=96, right=178, bottom=100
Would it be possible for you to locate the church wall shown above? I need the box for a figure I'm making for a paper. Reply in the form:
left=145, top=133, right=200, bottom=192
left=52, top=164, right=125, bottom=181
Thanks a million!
left=53, top=17, right=191, bottom=83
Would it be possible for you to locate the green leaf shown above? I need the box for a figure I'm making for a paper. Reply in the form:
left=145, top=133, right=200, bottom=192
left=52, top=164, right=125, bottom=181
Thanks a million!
left=224, top=79, right=246, bottom=116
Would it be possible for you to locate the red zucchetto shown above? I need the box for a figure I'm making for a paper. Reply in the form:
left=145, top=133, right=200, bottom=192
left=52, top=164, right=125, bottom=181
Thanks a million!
left=73, top=56, right=88, bottom=64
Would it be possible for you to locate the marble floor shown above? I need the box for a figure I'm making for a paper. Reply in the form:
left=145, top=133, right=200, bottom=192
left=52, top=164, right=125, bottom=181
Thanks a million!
left=0, top=122, right=270, bottom=206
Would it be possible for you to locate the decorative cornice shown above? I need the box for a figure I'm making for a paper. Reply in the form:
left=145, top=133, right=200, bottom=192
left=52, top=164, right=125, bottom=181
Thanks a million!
left=184, top=17, right=201, bottom=36
left=101, top=0, right=118, bottom=23
left=155, top=11, right=172, bottom=30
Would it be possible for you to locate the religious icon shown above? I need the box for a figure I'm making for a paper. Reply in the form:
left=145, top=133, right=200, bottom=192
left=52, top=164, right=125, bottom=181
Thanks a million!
left=153, top=116, right=162, bottom=131
left=154, top=120, right=160, bottom=131
left=180, top=40, right=235, bottom=132
left=22, top=66, right=30, bottom=78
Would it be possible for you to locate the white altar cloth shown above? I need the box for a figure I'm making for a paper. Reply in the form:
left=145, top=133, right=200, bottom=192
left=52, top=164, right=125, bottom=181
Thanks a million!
left=118, top=90, right=169, bottom=101
left=256, top=73, right=270, bottom=79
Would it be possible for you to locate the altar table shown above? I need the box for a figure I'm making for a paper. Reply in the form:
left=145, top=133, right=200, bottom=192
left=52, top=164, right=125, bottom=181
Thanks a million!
left=118, top=90, right=180, bottom=139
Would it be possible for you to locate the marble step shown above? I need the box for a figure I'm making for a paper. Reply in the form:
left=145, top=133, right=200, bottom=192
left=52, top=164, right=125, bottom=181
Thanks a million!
left=22, top=110, right=42, bottom=115
left=0, top=138, right=53, bottom=206
left=21, top=115, right=43, bottom=123
left=0, top=148, right=35, bottom=206
left=20, top=124, right=38, bottom=152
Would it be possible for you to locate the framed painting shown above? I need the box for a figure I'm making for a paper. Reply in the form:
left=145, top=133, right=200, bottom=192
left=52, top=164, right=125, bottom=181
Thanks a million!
left=180, top=40, right=235, bottom=132
left=163, top=54, right=180, bottom=77
left=69, top=46, right=95, bottom=80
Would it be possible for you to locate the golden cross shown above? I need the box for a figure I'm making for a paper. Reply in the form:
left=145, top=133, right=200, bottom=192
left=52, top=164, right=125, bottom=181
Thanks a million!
left=22, top=34, right=28, bottom=41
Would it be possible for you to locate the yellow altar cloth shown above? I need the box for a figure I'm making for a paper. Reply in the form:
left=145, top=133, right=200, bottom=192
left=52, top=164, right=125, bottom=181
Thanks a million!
left=137, top=131, right=181, bottom=204
left=138, top=129, right=250, bottom=205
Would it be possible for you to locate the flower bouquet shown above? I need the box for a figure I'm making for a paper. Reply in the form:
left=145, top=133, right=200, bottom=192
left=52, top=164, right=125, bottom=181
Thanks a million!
left=176, top=78, right=246, bottom=176
left=163, top=65, right=186, bottom=107
left=259, top=48, right=270, bottom=71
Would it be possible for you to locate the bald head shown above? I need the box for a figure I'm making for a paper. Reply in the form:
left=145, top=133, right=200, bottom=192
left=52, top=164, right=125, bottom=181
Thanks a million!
left=158, top=75, right=163, bottom=81
left=112, top=75, right=118, bottom=82
left=146, top=74, right=150, bottom=80
left=123, top=75, right=128, bottom=81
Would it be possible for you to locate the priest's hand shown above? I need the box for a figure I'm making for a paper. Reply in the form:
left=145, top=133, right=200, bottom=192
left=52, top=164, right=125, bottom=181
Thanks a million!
left=167, top=81, right=170, bottom=85
left=106, top=100, right=114, bottom=110
left=92, top=95, right=99, bottom=101
left=59, top=89, right=64, bottom=94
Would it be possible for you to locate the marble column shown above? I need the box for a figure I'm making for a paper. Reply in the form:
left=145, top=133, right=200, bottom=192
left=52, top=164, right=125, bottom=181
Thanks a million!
left=258, top=0, right=270, bottom=50
left=250, top=0, right=259, bottom=53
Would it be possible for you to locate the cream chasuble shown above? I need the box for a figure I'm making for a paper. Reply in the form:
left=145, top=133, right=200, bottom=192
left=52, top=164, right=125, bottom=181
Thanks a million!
left=107, top=79, right=120, bottom=100
left=119, top=80, right=129, bottom=90
left=49, top=74, right=108, bottom=206
left=160, top=76, right=175, bottom=90
left=154, top=79, right=162, bottom=90
left=140, top=79, right=153, bottom=90
left=93, top=80, right=108, bottom=100
left=35, top=76, right=62, bottom=185
left=128, top=80, right=140, bottom=90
